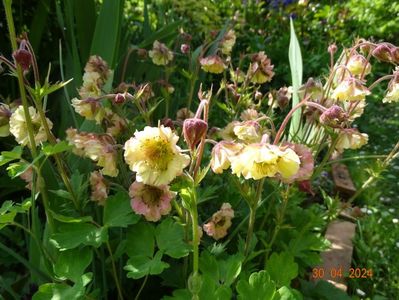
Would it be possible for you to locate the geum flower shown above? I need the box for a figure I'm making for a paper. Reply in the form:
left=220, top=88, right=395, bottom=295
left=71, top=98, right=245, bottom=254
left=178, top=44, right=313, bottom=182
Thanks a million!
left=124, top=125, right=190, bottom=186
left=9, top=106, right=53, bottom=146
left=129, top=181, right=176, bottom=222
left=66, top=128, right=118, bottom=177
left=332, top=78, right=370, bottom=102
left=203, top=203, right=234, bottom=240
left=89, top=171, right=109, bottom=205
left=230, top=143, right=300, bottom=180
left=210, top=141, right=244, bottom=174
left=200, top=55, right=226, bottom=74
left=247, top=51, right=275, bottom=84
left=72, top=97, right=105, bottom=124
left=149, top=40, right=174, bottom=66
left=280, top=143, right=314, bottom=183
left=335, top=128, right=368, bottom=153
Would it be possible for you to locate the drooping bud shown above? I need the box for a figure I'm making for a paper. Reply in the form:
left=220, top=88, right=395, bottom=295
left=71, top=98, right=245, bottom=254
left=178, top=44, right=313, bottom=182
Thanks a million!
left=319, top=105, right=347, bottom=127
left=137, top=48, right=148, bottom=60
left=176, top=107, right=195, bottom=122
left=13, top=40, right=32, bottom=71
left=183, top=118, right=208, bottom=150
left=180, top=43, right=190, bottom=54
left=390, top=47, right=399, bottom=64
left=276, top=86, right=292, bottom=109
left=200, top=55, right=226, bottom=74
left=372, top=44, right=393, bottom=62
left=113, top=93, right=126, bottom=104
left=160, top=117, right=175, bottom=130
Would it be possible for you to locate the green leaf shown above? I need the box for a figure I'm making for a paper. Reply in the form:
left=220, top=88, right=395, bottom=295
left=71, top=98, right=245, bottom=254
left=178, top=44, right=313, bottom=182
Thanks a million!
left=90, top=0, right=124, bottom=67
left=0, top=146, right=22, bottom=166
left=49, top=189, right=73, bottom=201
left=162, top=289, right=191, bottom=300
left=156, top=218, right=190, bottom=258
left=124, top=250, right=169, bottom=279
left=32, top=273, right=92, bottom=300
left=288, top=18, right=303, bottom=140
left=54, top=248, right=93, bottom=282
left=125, top=221, right=155, bottom=257
left=236, top=270, right=278, bottom=300
left=6, top=162, right=29, bottom=178
left=266, top=252, right=298, bottom=287
left=103, top=191, right=140, bottom=228
left=50, top=210, right=93, bottom=223
left=199, top=252, right=219, bottom=284
left=219, top=254, right=243, bottom=286
left=278, top=286, right=303, bottom=300
left=42, top=141, right=72, bottom=156
left=50, top=223, right=108, bottom=250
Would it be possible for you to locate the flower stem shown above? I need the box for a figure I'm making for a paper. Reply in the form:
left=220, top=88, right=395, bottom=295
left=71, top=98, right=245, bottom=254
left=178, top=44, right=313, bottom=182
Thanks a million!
left=190, top=189, right=200, bottom=274
left=106, top=241, right=124, bottom=300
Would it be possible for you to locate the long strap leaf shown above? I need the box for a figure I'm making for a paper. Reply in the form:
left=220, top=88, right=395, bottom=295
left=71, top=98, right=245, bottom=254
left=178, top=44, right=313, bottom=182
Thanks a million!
left=288, top=18, right=303, bottom=141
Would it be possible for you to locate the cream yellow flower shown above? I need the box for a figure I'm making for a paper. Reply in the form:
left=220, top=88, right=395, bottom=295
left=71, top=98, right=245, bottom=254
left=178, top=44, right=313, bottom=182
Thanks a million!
left=332, top=78, right=370, bottom=102
left=149, top=41, right=174, bottom=66
left=200, top=55, right=226, bottom=74
left=347, top=54, right=371, bottom=76
left=72, top=97, right=105, bottom=124
left=233, top=121, right=261, bottom=143
left=335, top=128, right=368, bottom=152
left=9, top=106, right=53, bottom=146
left=124, top=125, right=190, bottom=186
left=79, top=72, right=102, bottom=98
left=210, top=141, right=243, bottom=174
left=221, top=30, right=236, bottom=55
left=230, top=143, right=300, bottom=180
left=383, top=83, right=399, bottom=103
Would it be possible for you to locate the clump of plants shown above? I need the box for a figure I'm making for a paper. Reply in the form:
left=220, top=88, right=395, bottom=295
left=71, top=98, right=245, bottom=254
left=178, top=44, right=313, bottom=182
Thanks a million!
left=1, top=0, right=399, bottom=299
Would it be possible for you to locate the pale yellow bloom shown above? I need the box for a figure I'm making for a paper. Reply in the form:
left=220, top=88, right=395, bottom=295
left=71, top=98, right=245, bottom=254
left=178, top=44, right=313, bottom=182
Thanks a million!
left=231, top=143, right=300, bottom=180
left=383, top=83, right=399, bottom=103
left=79, top=72, right=102, bottom=98
left=149, top=41, right=174, bottom=66
left=332, top=78, right=370, bottom=102
left=347, top=54, right=371, bottom=76
left=9, top=106, right=53, bottom=146
left=200, top=55, right=226, bottom=74
left=221, top=30, right=236, bottom=55
left=335, top=128, right=368, bottom=152
left=210, top=141, right=243, bottom=174
left=233, top=121, right=261, bottom=143
left=72, top=97, right=105, bottom=124
left=124, top=125, right=190, bottom=186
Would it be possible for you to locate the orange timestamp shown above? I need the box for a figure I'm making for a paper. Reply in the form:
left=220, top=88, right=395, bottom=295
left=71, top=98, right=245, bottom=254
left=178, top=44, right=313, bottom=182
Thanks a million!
left=312, top=267, right=373, bottom=279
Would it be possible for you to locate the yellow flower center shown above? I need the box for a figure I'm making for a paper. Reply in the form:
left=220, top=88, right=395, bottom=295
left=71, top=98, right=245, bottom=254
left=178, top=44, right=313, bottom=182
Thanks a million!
left=254, top=161, right=277, bottom=177
left=143, top=137, right=174, bottom=170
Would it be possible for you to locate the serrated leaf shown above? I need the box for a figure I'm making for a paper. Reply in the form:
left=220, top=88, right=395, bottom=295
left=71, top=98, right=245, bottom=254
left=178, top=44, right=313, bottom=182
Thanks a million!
left=50, top=223, right=108, bottom=250
left=236, top=270, right=278, bottom=300
left=125, top=250, right=169, bottom=279
left=54, top=248, right=93, bottom=282
left=32, top=273, right=92, bottom=300
left=278, top=286, right=303, bottom=300
left=103, top=191, right=140, bottom=228
left=156, top=218, right=190, bottom=258
left=266, top=252, right=298, bottom=287
left=49, top=189, right=73, bottom=201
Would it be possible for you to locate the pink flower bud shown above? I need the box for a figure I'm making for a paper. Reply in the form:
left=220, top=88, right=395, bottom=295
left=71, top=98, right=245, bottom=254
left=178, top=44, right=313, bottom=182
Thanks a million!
left=183, top=118, right=208, bottom=150
left=181, top=44, right=190, bottom=54
left=137, top=48, right=148, bottom=60
left=13, top=48, right=32, bottom=71
left=328, top=43, right=337, bottom=55
left=319, top=105, right=347, bottom=127
left=391, top=47, right=399, bottom=64
left=161, top=117, right=175, bottom=130
left=372, top=44, right=392, bottom=62
left=113, top=93, right=126, bottom=104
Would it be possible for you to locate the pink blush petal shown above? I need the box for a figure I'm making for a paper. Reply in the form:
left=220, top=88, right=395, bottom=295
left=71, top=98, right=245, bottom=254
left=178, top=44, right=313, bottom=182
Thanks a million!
left=131, top=197, right=149, bottom=215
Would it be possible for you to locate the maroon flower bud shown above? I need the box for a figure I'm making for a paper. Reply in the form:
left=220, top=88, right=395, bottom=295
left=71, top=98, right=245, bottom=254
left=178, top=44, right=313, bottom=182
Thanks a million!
left=137, top=48, right=148, bottom=60
left=113, top=93, right=126, bottom=104
left=13, top=48, right=32, bottom=71
left=319, top=105, right=347, bottom=128
left=180, top=44, right=190, bottom=54
left=372, top=44, right=392, bottom=62
left=183, top=118, right=208, bottom=150
left=161, top=117, right=175, bottom=130
left=298, top=180, right=315, bottom=196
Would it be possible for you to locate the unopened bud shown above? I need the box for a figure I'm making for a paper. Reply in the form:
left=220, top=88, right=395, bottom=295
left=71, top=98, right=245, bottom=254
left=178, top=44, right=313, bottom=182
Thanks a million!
left=319, top=105, right=347, bottom=127
left=255, top=90, right=263, bottom=100
left=137, top=48, right=148, bottom=60
left=180, top=44, right=190, bottom=54
left=328, top=43, right=337, bottom=55
left=372, top=44, right=392, bottom=62
left=391, top=47, right=399, bottom=64
left=183, top=118, right=208, bottom=150
left=161, top=118, right=174, bottom=130
left=113, top=93, right=126, bottom=104
left=13, top=48, right=32, bottom=71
